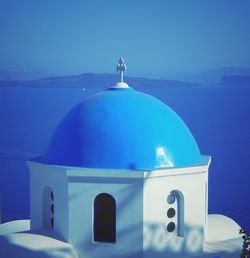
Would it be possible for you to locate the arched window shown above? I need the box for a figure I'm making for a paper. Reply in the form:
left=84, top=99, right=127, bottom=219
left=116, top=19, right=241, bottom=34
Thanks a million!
left=166, top=190, right=184, bottom=237
left=43, top=187, right=55, bottom=229
left=94, top=193, right=116, bottom=243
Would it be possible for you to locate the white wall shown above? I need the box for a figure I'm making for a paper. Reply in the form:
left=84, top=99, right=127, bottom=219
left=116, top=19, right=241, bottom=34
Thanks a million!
left=143, top=165, right=209, bottom=258
left=28, top=162, right=69, bottom=240
left=28, top=160, right=210, bottom=258
left=67, top=174, right=144, bottom=258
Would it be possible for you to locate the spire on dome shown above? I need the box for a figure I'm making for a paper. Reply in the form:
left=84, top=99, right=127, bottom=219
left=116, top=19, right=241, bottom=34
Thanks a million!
left=110, top=57, right=129, bottom=89
left=116, top=56, right=127, bottom=83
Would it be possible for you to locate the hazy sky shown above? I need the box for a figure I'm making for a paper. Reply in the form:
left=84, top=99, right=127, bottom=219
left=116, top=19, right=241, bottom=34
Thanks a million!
left=0, top=0, right=250, bottom=78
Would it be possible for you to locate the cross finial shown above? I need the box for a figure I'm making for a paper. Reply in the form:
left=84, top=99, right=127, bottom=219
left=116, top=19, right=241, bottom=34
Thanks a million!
left=116, top=56, right=127, bottom=83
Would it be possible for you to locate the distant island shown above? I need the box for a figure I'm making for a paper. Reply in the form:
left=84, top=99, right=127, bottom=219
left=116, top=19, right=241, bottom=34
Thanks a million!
left=0, top=73, right=199, bottom=90
left=221, top=75, right=250, bottom=86
left=165, top=66, right=250, bottom=84
left=1, top=67, right=250, bottom=89
left=0, top=68, right=51, bottom=81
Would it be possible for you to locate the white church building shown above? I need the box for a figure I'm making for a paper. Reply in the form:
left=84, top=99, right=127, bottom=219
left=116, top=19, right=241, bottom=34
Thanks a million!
left=0, top=58, right=242, bottom=258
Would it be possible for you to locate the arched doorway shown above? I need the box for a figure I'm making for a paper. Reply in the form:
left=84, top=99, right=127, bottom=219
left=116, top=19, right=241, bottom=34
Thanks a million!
left=93, top=193, right=116, bottom=243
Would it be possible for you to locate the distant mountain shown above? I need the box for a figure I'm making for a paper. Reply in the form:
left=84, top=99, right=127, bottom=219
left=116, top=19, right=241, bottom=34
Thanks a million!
left=169, top=67, right=250, bottom=84
left=0, top=68, right=52, bottom=81
left=0, top=73, right=199, bottom=89
left=2, top=67, right=250, bottom=86
left=221, top=75, right=250, bottom=86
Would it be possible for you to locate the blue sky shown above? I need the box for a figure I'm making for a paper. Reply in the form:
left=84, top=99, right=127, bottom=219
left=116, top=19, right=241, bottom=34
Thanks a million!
left=0, top=0, right=250, bottom=78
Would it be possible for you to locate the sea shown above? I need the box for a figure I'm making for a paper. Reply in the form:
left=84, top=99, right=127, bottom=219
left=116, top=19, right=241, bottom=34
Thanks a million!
left=0, top=84, right=249, bottom=232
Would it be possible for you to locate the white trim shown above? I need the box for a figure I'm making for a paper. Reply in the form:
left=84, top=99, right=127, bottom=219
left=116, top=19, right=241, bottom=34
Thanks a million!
left=28, top=156, right=211, bottom=180
left=144, top=166, right=208, bottom=178
left=109, top=82, right=130, bottom=89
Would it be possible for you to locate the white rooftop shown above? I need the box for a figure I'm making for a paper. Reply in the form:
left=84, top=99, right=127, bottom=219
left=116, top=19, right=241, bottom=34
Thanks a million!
left=0, top=215, right=242, bottom=258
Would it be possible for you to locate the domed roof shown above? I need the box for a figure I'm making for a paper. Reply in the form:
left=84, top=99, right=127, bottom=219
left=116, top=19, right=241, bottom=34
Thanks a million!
left=40, top=86, right=202, bottom=170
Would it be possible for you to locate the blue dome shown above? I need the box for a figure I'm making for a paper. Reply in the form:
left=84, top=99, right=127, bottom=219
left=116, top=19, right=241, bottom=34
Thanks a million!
left=40, top=87, right=202, bottom=170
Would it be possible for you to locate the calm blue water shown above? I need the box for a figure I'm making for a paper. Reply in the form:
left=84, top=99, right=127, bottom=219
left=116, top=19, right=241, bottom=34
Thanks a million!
left=0, top=85, right=249, bottom=231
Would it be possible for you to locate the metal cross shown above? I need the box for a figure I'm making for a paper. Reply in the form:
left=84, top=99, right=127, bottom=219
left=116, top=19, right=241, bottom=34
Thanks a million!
left=116, top=56, right=127, bottom=83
